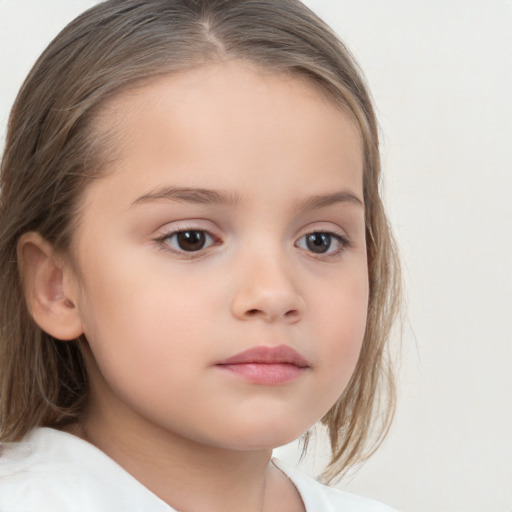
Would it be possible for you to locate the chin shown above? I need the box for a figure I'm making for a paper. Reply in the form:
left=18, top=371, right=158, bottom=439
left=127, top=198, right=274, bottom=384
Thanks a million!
left=203, top=419, right=308, bottom=452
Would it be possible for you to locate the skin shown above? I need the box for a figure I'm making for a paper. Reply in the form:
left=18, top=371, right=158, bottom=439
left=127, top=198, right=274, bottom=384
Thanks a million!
left=21, top=61, right=368, bottom=512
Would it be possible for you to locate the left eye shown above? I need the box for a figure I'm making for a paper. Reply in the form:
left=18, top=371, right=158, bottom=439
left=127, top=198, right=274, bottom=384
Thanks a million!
left=296, top=232, right=347, bottom=255
left=161, top=229, right=215, bottom=252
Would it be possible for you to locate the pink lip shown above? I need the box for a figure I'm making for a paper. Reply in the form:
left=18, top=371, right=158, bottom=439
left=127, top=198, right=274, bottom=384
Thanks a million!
left=214, top=345, right=309, bottom=385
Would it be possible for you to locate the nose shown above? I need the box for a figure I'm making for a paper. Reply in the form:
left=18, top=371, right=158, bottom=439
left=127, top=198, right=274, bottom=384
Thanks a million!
left=230, top=252, right=305, bottom=324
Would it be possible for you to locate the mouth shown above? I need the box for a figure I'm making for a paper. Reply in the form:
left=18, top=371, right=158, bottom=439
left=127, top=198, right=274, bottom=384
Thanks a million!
left=214, top=345, right=310, bottom=385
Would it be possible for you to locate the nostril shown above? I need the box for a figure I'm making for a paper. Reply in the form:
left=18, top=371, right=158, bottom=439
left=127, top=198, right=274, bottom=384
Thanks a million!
left=244, top=308, right=300, bottom=320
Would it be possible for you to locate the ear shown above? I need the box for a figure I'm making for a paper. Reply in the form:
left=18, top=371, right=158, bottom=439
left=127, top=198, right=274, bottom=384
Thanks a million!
left=17, top=232, right=83, bottom=341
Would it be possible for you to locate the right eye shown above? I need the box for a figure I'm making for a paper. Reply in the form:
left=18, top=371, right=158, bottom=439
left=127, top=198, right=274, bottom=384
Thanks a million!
left=156, top=229, right=217, bottom=254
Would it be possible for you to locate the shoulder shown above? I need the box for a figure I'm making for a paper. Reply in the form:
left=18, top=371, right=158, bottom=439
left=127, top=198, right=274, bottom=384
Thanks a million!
left=0, top=427, right=171, bottom=512
left=272, top=459, right=397, bottom=512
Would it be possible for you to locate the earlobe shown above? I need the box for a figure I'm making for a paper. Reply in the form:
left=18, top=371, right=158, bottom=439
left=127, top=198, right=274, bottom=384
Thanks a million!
left=17, top=232, right=83, bottom=341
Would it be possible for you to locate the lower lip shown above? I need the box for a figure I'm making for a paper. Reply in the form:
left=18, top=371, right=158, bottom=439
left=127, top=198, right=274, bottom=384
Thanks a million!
left=215, top=363, right=307, bottom=385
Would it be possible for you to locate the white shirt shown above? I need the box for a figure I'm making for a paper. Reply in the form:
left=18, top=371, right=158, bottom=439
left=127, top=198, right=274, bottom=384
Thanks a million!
left=0, top=428, right=395, bottom=511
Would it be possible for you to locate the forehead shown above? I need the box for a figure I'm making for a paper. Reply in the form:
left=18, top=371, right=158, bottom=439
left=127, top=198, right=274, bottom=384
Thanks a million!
left=83, top=61, right=363, bottom=208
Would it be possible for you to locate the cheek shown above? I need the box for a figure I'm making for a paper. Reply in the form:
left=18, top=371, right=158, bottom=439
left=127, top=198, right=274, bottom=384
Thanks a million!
left=75, top=258, right=216, bottom=386
left=78, top=274, right=194, bottom=357
left=310, top=268, right=369, bottom=394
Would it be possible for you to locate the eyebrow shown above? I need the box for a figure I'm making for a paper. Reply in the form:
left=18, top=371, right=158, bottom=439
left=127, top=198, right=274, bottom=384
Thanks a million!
left=131, top=186, right=364, bottom=210
left=295, top=191, right=364, bottom=211
left=131, top=187, right=240, bottom=207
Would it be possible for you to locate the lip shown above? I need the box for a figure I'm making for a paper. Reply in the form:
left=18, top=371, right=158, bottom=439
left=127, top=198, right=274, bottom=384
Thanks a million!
left=214, top=345, right=310, bottom=385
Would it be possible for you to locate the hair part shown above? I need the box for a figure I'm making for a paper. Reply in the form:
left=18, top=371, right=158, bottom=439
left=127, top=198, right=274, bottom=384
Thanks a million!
left=0, top=0, right=401, bottom=481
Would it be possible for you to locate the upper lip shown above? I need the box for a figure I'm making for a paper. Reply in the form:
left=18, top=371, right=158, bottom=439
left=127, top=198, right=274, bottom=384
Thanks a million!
left=215, top=345, right=309, bottom=367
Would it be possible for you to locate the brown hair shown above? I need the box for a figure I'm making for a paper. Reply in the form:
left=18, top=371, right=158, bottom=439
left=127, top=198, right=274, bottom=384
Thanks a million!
left=0, top=0, right=401, bottom=481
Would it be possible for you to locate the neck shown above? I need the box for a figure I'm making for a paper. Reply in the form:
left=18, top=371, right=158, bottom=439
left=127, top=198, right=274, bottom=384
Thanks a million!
left=69, top=398, right=303, bottom=512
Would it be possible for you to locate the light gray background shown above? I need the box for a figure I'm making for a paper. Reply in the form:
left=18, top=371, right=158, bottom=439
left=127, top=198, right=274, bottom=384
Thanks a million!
left=1, top=1, right=511, bottom=511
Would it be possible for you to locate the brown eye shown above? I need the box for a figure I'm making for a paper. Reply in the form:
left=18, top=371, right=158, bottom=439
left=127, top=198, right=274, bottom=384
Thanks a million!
left=163, top=230, right=215, bottom=253
left=176, top=230, right=206, bottom=251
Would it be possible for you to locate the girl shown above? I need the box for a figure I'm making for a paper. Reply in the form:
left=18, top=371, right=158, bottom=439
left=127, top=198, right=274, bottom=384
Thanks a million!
left=0, top=1, right=401, bottom=511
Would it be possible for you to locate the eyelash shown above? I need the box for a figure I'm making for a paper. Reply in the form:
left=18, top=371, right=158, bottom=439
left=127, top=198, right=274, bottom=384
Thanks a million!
left=154, top=228, right=351, bottom=260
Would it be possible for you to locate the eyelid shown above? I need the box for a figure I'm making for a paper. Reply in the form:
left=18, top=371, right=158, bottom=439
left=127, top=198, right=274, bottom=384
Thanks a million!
left=153, top=223, right=221, bottom=259
left=151, top=221, right=352, bottom=260
left=295, top=231, right=351, bottom=259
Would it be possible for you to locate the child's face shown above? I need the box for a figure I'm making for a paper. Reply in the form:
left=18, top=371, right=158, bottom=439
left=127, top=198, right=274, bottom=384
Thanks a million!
left=69, top=62, right=368, bottom=449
